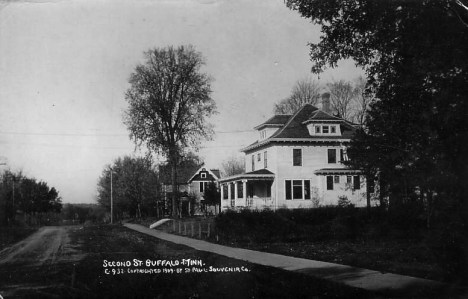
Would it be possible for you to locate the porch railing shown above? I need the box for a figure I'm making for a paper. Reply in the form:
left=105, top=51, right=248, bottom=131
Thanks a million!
left=246, top=197, right=272, bottom=207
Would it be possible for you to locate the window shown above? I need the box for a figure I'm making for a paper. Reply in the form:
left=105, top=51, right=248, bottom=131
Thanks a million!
left=199, top=182, right=206, bottom=192
left=304, top=180, right=311, bottom=199
left=353, top=176, right=361, bottom=190
left=285, top=180, right=311, bottom=200
left=334, top=176, right=340, bottom=183
left=237, top=183, right=243, bottom=198
left=328, top=149, right=336, bottom=164
left=327, top=176, right=334, bottom=190
left=201, top=172, right=206, bottom=179
left=285, top=180, right=292, bottom=200
left=315, top=126, right=321, bottom=133
left=264, top=151, right=268, bottom=168
left=252, top=155, right=255, bottom=171
left=347, top=176, right=352, bottom=184
left=257, top=153, right=261, bottom=161
left=323, top=126, right=329, bottom=133
left=331, top=126, right=336, bottom=133
left=230, top=183, right=235, bottom=199
left=223, top=185, right=228, bottom=199
left=293, top=180, right=302, bottom=199
left=293, top=149, right=302, bottom=166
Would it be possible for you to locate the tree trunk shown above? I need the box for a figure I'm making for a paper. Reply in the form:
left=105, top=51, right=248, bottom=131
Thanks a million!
left=379, top=174, right=386, bottom=210
left=366, top=175, right=371, bottom=213
left=170, top=148, right=179, bottom=218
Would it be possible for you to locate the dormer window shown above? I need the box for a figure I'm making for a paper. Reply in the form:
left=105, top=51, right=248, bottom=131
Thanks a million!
left=260, top=130, right=267, bottom=139
left=306, top=123, right=341, bottom=136
left=201, top=173, right=207, bottom=179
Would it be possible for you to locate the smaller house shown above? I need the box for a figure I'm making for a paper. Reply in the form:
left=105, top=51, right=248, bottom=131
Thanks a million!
left=159, top=162, right=202, bottom=216
left=187, top=167, right=221, bottom=215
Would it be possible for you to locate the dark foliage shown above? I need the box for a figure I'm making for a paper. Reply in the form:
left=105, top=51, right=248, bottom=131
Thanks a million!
left=285, top=0, right=468, bottom=283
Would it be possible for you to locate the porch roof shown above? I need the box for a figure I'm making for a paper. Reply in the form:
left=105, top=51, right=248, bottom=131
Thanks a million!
left=219, top=169, right=275, bottom=183
left=314, top=168, right=362, bottom=175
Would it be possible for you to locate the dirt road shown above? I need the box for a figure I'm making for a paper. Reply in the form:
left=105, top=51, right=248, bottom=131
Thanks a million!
left=0, top=226, right=84, bottom=298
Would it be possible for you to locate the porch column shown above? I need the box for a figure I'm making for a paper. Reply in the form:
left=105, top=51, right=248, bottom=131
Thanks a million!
left=234, top=181, right=238, bottom=202
left=220, top=183, right=224, bottom=203
left=227, top=183, right=231, bottom=201
left=242, top=180, right=247, bottom=205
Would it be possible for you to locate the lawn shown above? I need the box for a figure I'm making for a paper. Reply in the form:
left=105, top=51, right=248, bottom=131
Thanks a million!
left=144, top=212, right=448, bottom=283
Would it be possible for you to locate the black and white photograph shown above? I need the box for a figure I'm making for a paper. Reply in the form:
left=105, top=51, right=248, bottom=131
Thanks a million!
left=0, top=0, right=467, bottom=298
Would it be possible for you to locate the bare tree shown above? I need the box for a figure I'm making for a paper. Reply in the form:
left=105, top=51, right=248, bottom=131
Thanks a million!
left=274, top=76, right=322, bottom=114
left=351, top=76, right=373, bottom=126
left=326, top=79, right=356, bottom=121
left=124, top=45, right=217, bottom=217
left=221, top=155, right=245, bottom=177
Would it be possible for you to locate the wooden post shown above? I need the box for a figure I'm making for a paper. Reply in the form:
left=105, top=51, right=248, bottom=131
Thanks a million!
left=184, top=223, right=187, bottom=235
left=207, top=223, right=210, bottom=238
left=199, top=222, right=201, bottom=238
left=178, top=221, right=181, bottom=234
left=191, top=223, right=194, bottom=237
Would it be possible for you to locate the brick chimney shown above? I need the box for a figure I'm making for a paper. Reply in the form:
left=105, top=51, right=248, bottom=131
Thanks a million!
left=321, top=92, right=331, bottom=113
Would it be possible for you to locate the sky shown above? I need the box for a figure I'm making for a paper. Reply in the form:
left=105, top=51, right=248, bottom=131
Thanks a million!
left=0, top=0, right=362, bottom=204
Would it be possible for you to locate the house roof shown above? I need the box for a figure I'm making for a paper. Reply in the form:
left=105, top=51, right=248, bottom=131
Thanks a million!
left=242, top=104, right=358, bottom=152
left=305, top=110, right=343, bottom=122
left=159, top=163, right=203, bottom=185
left=211, top=169, right=221, bottom=179
left=270, top=104, right=319, bottom=139
left=253, top=114, right=291, bottom=130
left=219, top=169, right=275, bottom=183
left=187, top=167, right=221, bottom=183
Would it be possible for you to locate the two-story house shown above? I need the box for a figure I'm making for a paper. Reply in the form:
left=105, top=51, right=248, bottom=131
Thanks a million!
left=219, top=101, right=372, bottom=210
left=187, top=167, right=221, bottom=215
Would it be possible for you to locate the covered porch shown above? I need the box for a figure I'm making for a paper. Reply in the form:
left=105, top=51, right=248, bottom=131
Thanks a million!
left=219, top=169, right=275, bottom=210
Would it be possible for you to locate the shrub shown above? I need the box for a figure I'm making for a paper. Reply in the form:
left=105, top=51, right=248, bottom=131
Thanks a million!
left=338, top=196, right=354, bottom=208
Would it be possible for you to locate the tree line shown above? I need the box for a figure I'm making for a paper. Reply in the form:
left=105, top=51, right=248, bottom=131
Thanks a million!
left=0, top=169, right=62, bottom=226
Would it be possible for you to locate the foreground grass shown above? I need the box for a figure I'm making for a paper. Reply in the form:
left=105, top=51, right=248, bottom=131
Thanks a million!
left=68, top=225, right=380, bottom=299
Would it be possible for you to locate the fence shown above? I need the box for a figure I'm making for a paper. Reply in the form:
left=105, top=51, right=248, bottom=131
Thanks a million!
left=167, top=218, right=216, bottom=240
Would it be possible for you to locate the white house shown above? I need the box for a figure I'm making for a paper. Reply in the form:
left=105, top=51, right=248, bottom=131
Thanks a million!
left=219, top=99, right=375, bottom=210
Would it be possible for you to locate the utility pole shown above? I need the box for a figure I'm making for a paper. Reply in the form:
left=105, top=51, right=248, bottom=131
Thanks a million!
left=110, top=167, right=113, bottom=224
